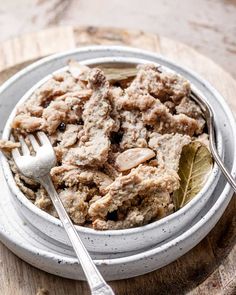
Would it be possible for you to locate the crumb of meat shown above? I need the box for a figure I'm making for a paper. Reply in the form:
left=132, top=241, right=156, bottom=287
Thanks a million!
left=50, top=165, right=112, bottom=194
left=149, top=133, right=191, bottom=171
left=54, top=89, right=92, bottom=102
left=53, top=146, right=68, bottom=163
left=17, top=93, right=43, bottom=117
left=42, top=95, right=87, bottom=135
left=35, top=78, right=68, bottom=104
left=89, top=195, right=102, bottom=206
left=65, top=131, right=111, bottom=166
left=88, top=164, right=179, bottom=219
left=176, top=97, right=202, bottom=118
left=50, top=125, right=82, bottom=148
left=64, top=68, right=115, bottom=166
left=122, top=82, right=200, bottom=136
left=175, top=97, right=205, bottom=133
left=37, top=71, right=86, bottom=103
left=12, top=114, right=45, bottom=133
left=108, top=86, right=123, bottom=132
left=164, top=101, right=175, bottom=114
left=77, top=170, right=113, bottom=194
left=15, top=173, right=36, bottom=200
left=35, top=188, right=52, bottom=210
left=93, top=192, right=172, bottom=230
left=59, top=124, right=82, bottom=147
left=9, top=160, right=38, bottom=201
left=59, top=187, right=88, bottom=225
left=55, top=91, right=91, bottom=122
left=121, top=88, right=156, bottom=111
left=42, top=100, right=69, bottom=134
left=34, top=188, right=57, bottom=218
left=120, top=111, right=147, bottom=149
left=143, top=101, right=200, bottom=136
left=130, top=64, right=190, bottom=103
left=103, top=162, right=120, bottom=180
left=0, top=140, right=20, bottom=153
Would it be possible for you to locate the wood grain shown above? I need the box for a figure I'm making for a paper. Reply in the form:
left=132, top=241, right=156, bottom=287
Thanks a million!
left=1, top=0, right=236, bottom=79
left=0, top=26, right=235, bottom=295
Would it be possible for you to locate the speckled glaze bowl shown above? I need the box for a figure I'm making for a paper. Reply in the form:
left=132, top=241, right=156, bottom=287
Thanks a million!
left=1, top=46, right=223, bottom=253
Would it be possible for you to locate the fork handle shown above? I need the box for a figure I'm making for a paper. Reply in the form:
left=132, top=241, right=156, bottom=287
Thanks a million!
left=39, top=175, right=115, bottom=295
left=208, top=115, right=236, bottom=193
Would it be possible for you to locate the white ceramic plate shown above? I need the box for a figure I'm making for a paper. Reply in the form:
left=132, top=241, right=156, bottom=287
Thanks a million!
left=0, top=155, right=234, bottom=281
left=1, top=49, right=223, bottom=253
left=0, top=46, right=235, bottom=280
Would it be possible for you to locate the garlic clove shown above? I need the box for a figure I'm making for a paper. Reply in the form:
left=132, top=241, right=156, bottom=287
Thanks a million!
left=116, top=148, right=155, bottom=171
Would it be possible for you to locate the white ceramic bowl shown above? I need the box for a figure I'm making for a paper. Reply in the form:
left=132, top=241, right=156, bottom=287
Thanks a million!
left=1, top=46, right=223, bottom=253
left=0, top=45, right=235, bottom=279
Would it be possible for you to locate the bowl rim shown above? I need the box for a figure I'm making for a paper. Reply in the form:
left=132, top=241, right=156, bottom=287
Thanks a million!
left=0, top=46, right=224, bottom=237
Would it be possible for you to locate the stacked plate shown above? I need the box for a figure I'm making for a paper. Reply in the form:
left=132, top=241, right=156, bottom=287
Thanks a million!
left=0, top=46, right=235, bottom=281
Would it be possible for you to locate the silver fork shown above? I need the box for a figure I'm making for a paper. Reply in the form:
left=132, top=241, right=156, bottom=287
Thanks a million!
left=191, top=88, right=236, bottom=192
left=11, top=131, right=115, bottom=295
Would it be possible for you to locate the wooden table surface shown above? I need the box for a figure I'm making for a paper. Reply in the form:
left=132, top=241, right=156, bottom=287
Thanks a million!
left=0, top=0, right=236, bottom=79
left=0, top=26, right=235, bottom=295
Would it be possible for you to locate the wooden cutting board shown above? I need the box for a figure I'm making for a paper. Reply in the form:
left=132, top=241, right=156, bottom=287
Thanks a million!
left=0, top=26, right=235, bottom=295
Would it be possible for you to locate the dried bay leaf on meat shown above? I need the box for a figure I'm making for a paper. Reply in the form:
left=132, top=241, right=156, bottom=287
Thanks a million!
left=100, top=67, right=138, bottom=82
left=173, top=141, right=213, bottom=210
left=68, top=60, right=138, bottom=83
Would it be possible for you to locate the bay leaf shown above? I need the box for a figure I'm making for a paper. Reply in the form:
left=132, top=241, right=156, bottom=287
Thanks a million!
left=68, top=60, right=138, bottom=82
left=173, top=141, right=213, bottom=210
left=100, top=67, right=138, bottom=82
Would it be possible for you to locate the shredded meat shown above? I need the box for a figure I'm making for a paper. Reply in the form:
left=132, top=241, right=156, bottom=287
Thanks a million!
left=35, top=188, right=52, bottom=210
left=120, top=111, right=147, bottom=149
left=108, top=86, right=123, bottom=132
left=127, top=64, right=190, bottom=103
left=175, top=97, right=205, bottom=133
left=64, top=69, right=115, bottom=166
left=144, top=102, right=199, bottom=136
left=88, top=165, right=179, bottom=219
left=120, top=72, right=201, bottom=136
left=35, top=188, right=57, bottom=217
left=149, top=133, right=191, bottom=171
left=51, top=164, right=113, bottom=194
left=93, top=192, right=172, bottom=230
left=0, top=140, right=20, bottom=153
left=15, top=173, right=36, bottom=200
left=122, top=89, right=200, bottom=136
left=0, top=62, right=207, bottom=230
left=103, top=162, right=120, bottom=180
left=43, top=101, right=70, bottom=134
left=8, top=159, right=39, bottom=200
left=12, top=113, right=45, bottom=133
left=58, top=187, right=88, bottom=225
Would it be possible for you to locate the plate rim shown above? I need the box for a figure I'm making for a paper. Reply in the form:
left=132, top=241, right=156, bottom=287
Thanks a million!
left=0, top=54, right=223, bottom=238
left=0, top=45, right=235, bottom=267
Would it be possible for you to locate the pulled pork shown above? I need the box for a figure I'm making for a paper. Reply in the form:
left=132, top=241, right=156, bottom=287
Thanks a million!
left=0, top=62, right=206, bottom=229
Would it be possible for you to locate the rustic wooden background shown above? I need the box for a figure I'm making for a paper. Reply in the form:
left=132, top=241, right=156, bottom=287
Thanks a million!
left=0, top=0, right=236, bottom=79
